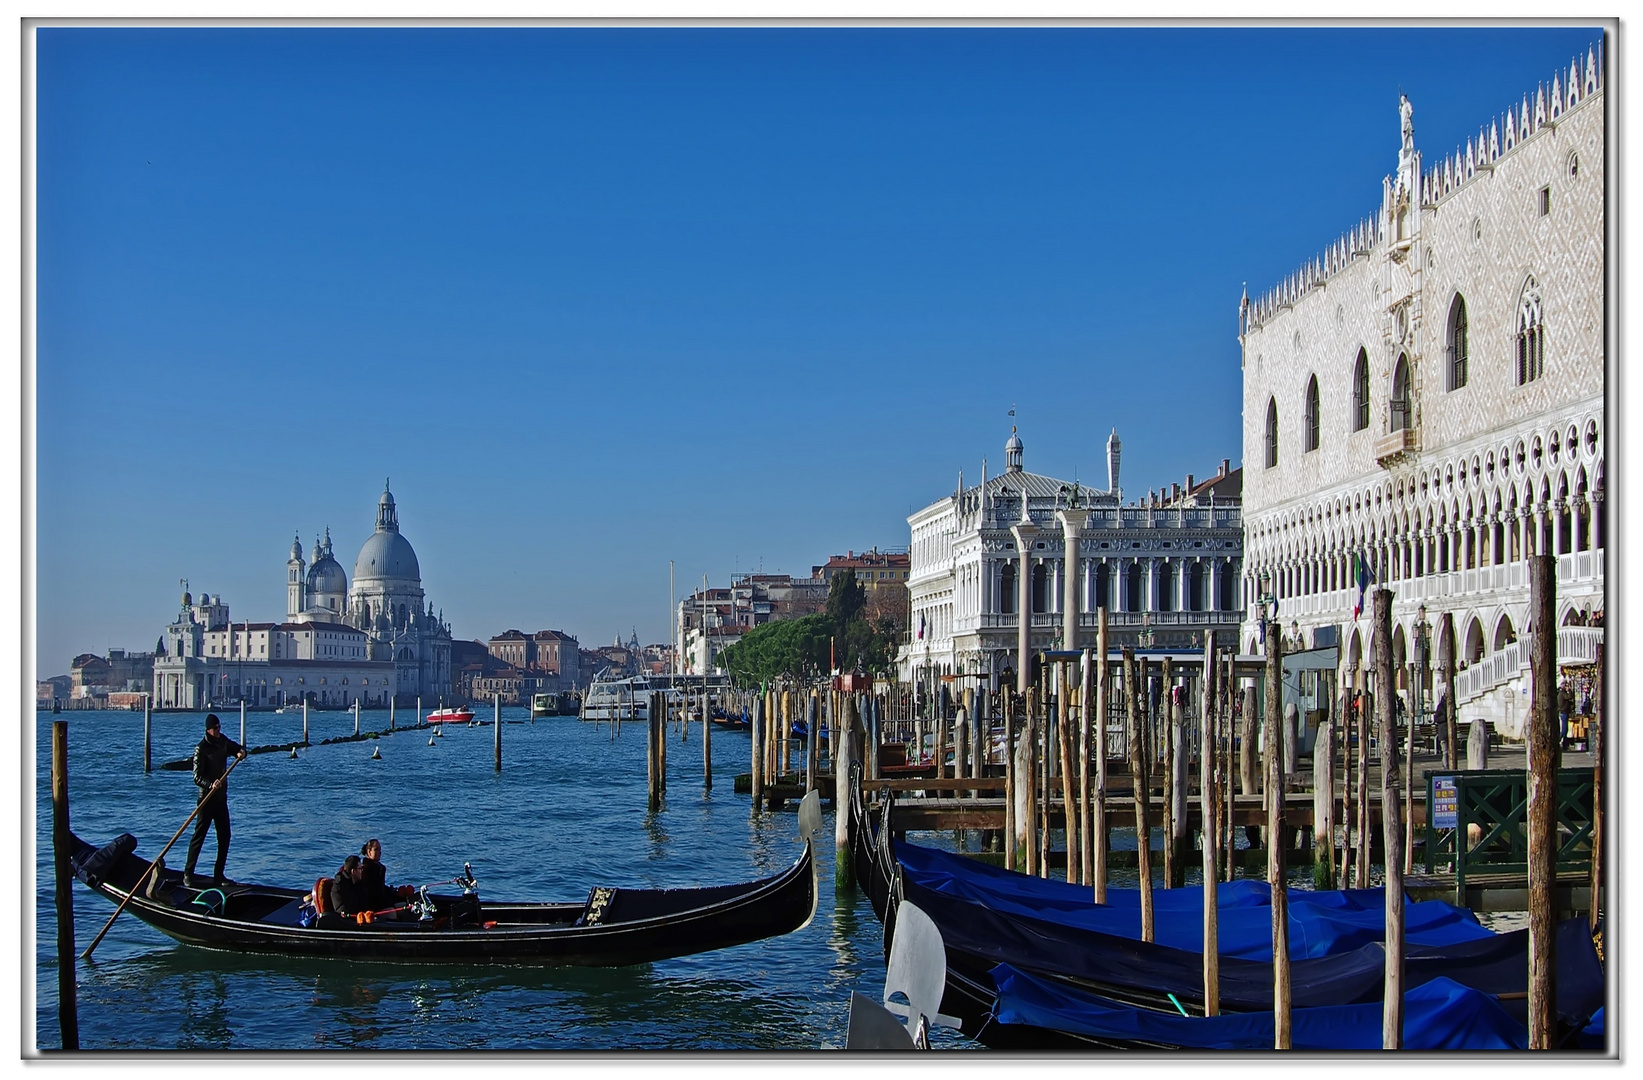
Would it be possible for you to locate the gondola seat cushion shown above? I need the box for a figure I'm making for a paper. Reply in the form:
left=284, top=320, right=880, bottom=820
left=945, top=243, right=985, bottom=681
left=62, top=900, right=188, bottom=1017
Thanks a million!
left=72, top=833, right=137, bottom=887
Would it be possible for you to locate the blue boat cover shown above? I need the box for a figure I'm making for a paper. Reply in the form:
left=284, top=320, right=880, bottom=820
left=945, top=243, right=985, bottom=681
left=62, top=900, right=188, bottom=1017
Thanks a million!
left=991, top=964, right=1529, bottom=1050
left=895, top=839, right=1496, bottom=960
left=898, top=870, right=1605, bottom=1028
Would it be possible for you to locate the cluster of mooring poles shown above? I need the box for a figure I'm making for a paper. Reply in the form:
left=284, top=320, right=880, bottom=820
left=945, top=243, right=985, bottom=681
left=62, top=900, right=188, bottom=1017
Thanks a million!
left=837, top=548, right=1590, bottom=1051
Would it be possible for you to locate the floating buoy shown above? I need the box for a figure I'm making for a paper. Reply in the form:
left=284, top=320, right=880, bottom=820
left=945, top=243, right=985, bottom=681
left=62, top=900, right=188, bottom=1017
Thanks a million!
left=437, top=727, right=444, bottom=737
left=371, top=746, right=382, bottom=759
left=428, top=737, right=436, bottom=746
left=289, top=747, right=298, bottom=759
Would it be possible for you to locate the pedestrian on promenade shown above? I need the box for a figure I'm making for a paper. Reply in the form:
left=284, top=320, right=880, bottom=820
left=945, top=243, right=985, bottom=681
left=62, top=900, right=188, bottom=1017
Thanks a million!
left=183, top=713, right=246, bottom=888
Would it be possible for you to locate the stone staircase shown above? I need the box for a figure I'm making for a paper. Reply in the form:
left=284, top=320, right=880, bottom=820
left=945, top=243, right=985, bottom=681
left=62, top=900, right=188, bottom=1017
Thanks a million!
left=1455, top=626, right=1602, bottom=741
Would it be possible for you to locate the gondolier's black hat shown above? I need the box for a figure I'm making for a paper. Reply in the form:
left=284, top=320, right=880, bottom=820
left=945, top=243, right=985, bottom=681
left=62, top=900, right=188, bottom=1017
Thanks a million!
left=205, top=713, right=220, bottom=730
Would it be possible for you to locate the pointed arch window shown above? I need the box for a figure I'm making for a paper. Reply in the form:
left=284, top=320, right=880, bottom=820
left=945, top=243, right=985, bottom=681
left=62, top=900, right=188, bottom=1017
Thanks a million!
left=1446, top=294, right=1469, bottom=390
left=1351, top=349, right=1370, bottom=432
left=1264, top=397, right=1279, bottom=469
left=1517, top=276, right=1545, bottom=383
left=1390, top=355, right=1411, bottom=432
left=1303, top=374, right=1320, bottom=452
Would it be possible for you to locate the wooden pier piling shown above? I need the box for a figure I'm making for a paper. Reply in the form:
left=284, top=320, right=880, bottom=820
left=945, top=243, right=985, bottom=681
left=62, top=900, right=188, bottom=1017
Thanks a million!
left=1527, top=554, right=1558, bottom=1049
left=303, top=699, right=310, bottom=746
left=836, top=695, right=857, bottom=889
left=1265, top=622, right=1290, bottom=1048
left=1200, top=630, right=1220, bottom=1015
left=493, top=694, right=501, bottom=773
left=51, top=720, right=80, bottom=1050
left=1124, top=647, right=1153, bottom=942
left=647, top=691, right=666, bottom=811
left=143, top=693, right=152, bottom=774
left=806, top=691, right=819, bottom=794
left=1440, top=612, right=1457, bottom=771
left=240, top=701, right=247, bottom=747
left=1313, top=715, right=1335, bottom=890
left=702, top=679, right=712, bottom=791
left=1160, top=656, right=1176, bottom=890
left=750, top=693, right=764, bottom=814
left=1056, top=661, right=1080, bottom=887
left=1356, top=665, right=1370, bottom=888
left=1239, top=685, right=1258, bottom=799
left=1589, top=643, right=1604, bottom=933
left=1374, top=588, right=1404, bottom=1048
left=1004, top=691, right=1017, bottom=871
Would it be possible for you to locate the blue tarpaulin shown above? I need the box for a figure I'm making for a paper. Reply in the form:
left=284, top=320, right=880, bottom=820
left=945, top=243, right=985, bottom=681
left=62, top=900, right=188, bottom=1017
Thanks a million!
left=991, top=964, right=1529, bottom=1050
left=895, top=839, right=1496, bottom=960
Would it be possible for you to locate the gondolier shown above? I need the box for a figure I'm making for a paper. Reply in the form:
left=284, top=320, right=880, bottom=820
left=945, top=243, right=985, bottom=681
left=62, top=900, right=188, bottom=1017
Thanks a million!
left=183, top=713, right=246, bottom=889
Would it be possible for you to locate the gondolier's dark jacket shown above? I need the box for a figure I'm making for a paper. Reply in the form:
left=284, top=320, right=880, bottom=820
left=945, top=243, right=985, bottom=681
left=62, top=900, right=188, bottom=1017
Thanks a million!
left=192, top=733, right=245, bottom=796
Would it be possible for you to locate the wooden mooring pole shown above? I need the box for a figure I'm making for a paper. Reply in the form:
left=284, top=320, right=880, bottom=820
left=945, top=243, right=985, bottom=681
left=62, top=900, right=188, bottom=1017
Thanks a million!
left=354, top=699, right=360, bottom=737
left=143, top=693, right=152, bottom=774
left=1356, top=664, right=1370, bottom=889
left=51, top=720, right=80, bottom=1050
left=1160, top=655, right=1176, bottom=890
left=1441, top=612, right=1458, bottom=771
left=1265, top=621, right=1290, bottom=1048
left=750, top=693, right=764, bottom=814
left=1527, top=553, right=1558, bottom=1049
left=1374, top=587, right=1404, bottom=1048
left=240, top=700, right=247, bottom=747
left=1124, top=647, right=1153, bottom=942
left=703, top=678, right=713, bottom=791
left=835, top=694, right=856, bottom=888
left=1200, top=630, right=1219, bottom=1015
left=1589, top=643, right=1604, bottom=934
left=647, top=691, right=666, bottom=811
left=1093, top=610, right=1109, bottom=901
left=303, top=699, right=310, bottom=746
left=1004, top=691, right=1017, bottom=872
left=493, top=694, right=502, bottom=773
left=806, top=690, right=819, bottom=794
left=1056, top=661, right=1079, bottom=887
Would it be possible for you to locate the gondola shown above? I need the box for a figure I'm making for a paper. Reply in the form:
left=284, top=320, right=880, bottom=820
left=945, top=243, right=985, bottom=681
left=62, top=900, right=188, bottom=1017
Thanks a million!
left=69, top=797, right=819, bottom=966
left=847, top=772, right=1604, bottom=1048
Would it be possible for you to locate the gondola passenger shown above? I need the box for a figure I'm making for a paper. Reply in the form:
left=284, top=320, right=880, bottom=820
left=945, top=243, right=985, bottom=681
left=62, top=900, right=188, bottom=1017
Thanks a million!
left=330, top=855, right=371, bottom=918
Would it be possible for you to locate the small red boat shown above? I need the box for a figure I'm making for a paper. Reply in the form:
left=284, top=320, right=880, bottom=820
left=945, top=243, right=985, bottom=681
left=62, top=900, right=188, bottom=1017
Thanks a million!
left=426, top=706, right=475, bottom=725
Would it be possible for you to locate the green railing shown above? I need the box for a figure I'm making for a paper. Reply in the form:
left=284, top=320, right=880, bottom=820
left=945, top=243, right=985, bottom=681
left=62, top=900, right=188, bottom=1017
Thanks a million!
left=1425, top=768, right=1594, bottom=892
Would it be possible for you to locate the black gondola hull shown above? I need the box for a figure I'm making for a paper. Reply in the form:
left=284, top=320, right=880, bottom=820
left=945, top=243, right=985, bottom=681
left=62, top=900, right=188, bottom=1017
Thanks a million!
left=71, top=831, right=817, bottom=966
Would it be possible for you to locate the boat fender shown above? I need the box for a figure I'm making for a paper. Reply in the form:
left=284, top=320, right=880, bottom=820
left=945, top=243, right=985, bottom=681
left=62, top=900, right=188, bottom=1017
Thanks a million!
left=355, top=910, right=375, bottom=925
left=71, top=832, right=138, bottom=887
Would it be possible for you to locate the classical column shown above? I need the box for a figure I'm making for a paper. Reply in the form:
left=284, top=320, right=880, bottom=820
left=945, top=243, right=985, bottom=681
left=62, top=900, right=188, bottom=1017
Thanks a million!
left=1012, top=517, right=1039, bottom=696
left=1058, top=509, right=1087, bottom=652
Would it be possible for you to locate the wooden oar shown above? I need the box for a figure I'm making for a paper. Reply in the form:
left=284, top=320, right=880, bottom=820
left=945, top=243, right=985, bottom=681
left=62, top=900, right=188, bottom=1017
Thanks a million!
left=81, top=755, right=242, bottom=961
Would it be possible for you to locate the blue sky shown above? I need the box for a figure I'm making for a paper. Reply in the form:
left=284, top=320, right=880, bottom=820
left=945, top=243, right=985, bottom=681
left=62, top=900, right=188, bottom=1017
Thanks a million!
left=34, top=24, right=1604, bottom=677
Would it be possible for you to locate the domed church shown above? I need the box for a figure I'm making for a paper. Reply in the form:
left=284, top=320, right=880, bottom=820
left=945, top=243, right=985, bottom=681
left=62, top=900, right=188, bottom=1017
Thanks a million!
left=286, top=481, right=453, bottom=703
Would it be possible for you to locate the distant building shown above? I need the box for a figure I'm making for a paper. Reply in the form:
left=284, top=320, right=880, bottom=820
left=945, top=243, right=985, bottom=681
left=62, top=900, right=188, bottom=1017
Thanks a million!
left=813, top=548, right=911, bottom=630
left=898, top=427, right=1244, bottom=690
left=37, top=675, right=70, bottom=707
left=153, top=483, right=455, bottom=708
left=533, top=630, right=581, bottom=690
left=675, top=573, right=829, bottom=674
left=70, top=648, right=154, bottom=700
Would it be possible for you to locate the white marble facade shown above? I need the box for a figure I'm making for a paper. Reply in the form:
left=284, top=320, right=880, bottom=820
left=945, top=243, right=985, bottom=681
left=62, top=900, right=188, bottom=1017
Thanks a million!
left=1238, top=49, right=1606, bottom=736
left=899, top=428, right=1243, bottom=689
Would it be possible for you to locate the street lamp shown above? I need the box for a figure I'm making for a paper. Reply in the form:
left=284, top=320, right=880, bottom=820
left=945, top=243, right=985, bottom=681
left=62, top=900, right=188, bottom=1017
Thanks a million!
left=1256, top=568, right=1277, bottom=645
left=1139, top=611, right=1155, bottom=650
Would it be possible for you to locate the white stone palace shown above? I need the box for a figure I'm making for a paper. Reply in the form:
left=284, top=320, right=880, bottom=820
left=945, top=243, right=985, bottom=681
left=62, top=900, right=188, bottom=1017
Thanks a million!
left=1237, top=48, right=1606, bottom=739
left=152, top=482, right=454, bottom=709
left=898, top=427, right=1243, bottom=692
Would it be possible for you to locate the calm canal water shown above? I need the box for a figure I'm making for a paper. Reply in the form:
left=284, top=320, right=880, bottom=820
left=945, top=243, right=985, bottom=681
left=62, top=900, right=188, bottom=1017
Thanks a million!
left=34, top=707, right=969, bottom=1051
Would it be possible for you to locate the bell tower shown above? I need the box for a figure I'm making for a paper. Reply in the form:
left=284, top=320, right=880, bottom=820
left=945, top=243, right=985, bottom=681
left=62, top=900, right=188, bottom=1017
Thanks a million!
left=287, top=532, right=305, bottom=619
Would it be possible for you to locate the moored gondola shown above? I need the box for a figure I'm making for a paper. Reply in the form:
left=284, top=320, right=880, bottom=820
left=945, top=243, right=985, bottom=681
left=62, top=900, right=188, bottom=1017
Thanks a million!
left=70, top=795, right=820, bottom=966
left=848, top=777, right=1604, bottom=1048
